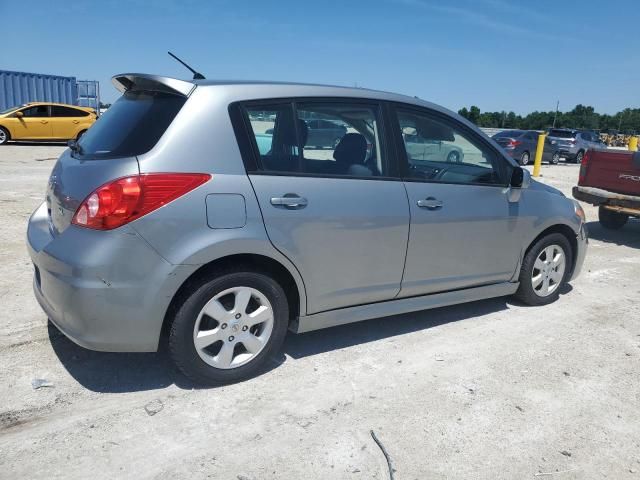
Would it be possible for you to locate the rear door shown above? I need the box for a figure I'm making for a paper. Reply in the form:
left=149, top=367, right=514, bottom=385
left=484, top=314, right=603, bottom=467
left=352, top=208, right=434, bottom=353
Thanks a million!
left=50, top=105, right=90, bottom=139
left=239, top=99, right=410, bottom=314
left=391, top=104, right=521, bottom=297
left=11, top=105, right=52, bottom=139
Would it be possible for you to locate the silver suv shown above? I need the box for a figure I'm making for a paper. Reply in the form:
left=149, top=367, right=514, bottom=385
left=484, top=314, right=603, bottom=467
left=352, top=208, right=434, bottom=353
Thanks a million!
left=27, top=74, right=588, bottom=384
left=547, top=128, right=605, bottom=163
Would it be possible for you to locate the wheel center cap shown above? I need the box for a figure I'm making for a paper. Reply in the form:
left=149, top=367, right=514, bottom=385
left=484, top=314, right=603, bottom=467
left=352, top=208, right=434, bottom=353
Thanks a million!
left=231, top=324, right=239, bottom=333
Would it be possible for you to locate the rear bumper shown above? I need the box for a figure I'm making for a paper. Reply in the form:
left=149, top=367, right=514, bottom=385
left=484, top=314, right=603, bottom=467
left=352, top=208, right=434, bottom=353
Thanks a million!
left=27, top=202, right=197, bottom=352
left=573, top=186, right=640, bottom=215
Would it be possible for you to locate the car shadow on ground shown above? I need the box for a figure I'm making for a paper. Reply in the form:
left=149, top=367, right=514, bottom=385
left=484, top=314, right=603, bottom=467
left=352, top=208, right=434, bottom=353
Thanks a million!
left=586, top=220, right=640, bottom=249
left=49, top=296, right=512, bottom=393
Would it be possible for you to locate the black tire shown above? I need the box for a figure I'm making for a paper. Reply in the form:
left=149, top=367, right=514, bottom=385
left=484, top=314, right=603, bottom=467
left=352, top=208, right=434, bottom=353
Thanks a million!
left=598, top=206, right=628, bottom=230
left=76, top=130, right=87, bottom=141
left=0, top=126, right=10, bottom=145
left=447, top=150, right=460, bottom=163
left=520, top=151, right=530, bottom=166
left=573, top=150, right=584, bottom=164
left=332, top=137, right=341, bottom=149
left=514, top=233, right=573, bottom=306
left=550, top=152, right=560, bottom=165
left=169, top=269, right=289, bottom=385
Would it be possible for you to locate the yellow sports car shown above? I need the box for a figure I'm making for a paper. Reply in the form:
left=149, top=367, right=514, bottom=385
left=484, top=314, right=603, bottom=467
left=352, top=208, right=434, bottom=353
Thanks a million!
left=0, top=102, right=96, bottom=144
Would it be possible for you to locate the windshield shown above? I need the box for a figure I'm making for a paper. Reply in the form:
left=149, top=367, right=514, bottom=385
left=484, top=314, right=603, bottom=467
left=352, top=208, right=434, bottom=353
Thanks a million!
left=0, top=106, right=21, bottom=115
left=76, top=90, right=186, bottom=159
left=548, top=129, right=575, bottom=139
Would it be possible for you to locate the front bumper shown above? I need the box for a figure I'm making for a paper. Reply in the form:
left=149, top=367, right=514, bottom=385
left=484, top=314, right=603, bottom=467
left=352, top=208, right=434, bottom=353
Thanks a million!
left=570, top=222, right=588, bottom=281
left=27, top=202, right=196, bottom=352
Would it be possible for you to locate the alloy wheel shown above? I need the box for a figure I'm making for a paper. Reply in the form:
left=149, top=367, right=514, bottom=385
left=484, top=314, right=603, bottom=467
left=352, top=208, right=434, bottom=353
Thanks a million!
left=0, top=129, right=7, bottom=144
left=531, top=244, right=566, bottom=297
left=193, top=286, right=274, bottom=369
left=521, top=152, right=530, bottom=165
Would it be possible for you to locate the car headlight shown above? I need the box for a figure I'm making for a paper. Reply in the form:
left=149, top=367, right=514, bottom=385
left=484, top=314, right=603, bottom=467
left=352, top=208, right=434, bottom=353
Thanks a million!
left=573, top=200, right=586, bottom=224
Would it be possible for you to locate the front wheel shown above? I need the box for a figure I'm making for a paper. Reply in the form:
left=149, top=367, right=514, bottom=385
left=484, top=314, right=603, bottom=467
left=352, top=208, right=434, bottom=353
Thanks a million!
left=514, top=233, right=572, bottom=306
left=0, top=127, right=9, bottom=145
left=550, top=152, right=560, bottom=165
left=447, top=150, right=460, bottom=163
left=169, top=270, right=289, bottom=385
left=599, top=206, right=628, bottom=230
left=520, top=151, right=530, bottom=166
left=574, top=150, right=584, bottom=164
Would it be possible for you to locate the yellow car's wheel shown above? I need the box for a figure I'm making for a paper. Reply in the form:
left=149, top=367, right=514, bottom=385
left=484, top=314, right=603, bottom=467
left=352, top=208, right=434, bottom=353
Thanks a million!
left=0, top=127, right=9, bottom=145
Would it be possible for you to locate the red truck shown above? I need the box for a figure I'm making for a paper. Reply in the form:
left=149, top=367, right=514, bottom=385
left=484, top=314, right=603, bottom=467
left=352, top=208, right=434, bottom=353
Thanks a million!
left=573, top=149, right=640, bottom=229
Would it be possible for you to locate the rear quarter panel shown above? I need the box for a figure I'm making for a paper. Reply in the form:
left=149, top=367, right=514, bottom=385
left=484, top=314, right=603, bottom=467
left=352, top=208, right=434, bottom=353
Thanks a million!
left=131, top=86, right=308, bottom=314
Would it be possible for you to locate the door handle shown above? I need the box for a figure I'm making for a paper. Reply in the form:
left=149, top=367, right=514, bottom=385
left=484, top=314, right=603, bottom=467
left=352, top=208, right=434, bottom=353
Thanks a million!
left=270, top=194, right=308, bottom=209
left=73, top=120, right=80, bottom=124
left=417, top=197, right=443, bottom=210
left=40, top=120, right=48, bottom=124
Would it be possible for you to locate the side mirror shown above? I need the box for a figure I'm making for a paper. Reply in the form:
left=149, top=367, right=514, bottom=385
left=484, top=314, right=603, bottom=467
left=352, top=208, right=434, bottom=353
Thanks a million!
left=510, top=166, right=531, bottom=188
left=15, top=111, right=23, bottom=118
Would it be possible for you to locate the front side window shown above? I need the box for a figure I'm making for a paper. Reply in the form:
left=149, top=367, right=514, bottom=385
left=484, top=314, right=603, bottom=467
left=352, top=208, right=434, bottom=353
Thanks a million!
left=243, top=100, right=387, bottom=177
left=396, top=108, right=507, bottom=185
left=20, top=105, right=49, bottom=117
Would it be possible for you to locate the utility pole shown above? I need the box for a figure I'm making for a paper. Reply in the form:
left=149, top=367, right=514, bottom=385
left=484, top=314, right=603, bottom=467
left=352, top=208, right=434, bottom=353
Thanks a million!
left=552, top=100, right=559, bottom=128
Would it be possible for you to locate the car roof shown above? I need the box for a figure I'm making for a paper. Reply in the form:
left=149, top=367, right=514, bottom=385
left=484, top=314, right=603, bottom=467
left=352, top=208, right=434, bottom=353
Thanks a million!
left=112, top=73, right=458, bottom=117
left=22, top=102, right=94, bottom=111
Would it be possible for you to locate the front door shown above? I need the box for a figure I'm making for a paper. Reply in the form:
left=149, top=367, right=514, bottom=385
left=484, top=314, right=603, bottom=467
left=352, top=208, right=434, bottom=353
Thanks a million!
left=240, top=100, right=410, bottom=314
left=391, top=105, right=522, bottom=297
left=11, top=105, right=52, bottom=139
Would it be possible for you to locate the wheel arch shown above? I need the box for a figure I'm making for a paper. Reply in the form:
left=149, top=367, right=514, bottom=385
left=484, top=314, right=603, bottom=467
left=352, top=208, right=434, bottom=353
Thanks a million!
left=522, top=223, right=578, bottom=278
left=0, top=124, right=11, bottom=141
left=161, top=253, right=305, bottom=340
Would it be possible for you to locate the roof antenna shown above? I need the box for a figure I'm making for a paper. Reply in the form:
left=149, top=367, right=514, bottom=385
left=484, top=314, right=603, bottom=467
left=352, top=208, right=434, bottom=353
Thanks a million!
left=167, top=51, right=205, bottom=80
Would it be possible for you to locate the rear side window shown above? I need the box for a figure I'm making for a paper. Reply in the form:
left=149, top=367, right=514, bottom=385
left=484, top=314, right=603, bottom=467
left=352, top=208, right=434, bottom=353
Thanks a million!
left=242, top=101, right=387, bottom=178
left=52, top=106, right=89, bottom=117
left=76, top=91, right=186, bottom=159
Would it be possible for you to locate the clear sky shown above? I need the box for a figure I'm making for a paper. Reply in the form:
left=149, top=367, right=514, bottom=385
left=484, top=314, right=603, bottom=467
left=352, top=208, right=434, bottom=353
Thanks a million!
left=2, top=0, right=638, bottom=114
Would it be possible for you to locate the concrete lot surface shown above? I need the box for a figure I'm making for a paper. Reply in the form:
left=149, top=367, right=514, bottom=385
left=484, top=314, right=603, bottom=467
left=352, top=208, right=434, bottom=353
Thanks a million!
left=0, top=144, right=639, bottom=479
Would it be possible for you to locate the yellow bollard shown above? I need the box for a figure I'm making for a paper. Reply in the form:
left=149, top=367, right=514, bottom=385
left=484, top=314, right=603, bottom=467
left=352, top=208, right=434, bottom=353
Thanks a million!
left=532, top=132, right=546, bottom=177
left=629, top=136, right=639, bottom=152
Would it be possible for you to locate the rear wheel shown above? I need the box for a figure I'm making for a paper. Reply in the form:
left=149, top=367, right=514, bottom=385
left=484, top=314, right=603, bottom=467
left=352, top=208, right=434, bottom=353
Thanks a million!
left=550, top=152, right=560, bottom=165
left=574, top=150, right=584, bottom=164
left=0, top=127, right=9, bottom=145
left=598, top=206, right=628, bottom=230
left=514, top=233, right=572, bottom=306
left=169, top=270, right=289, bottom=385
left=520, top=151, right=530, bottom=166
left=76, top=130, right=87, bottom=141
left=447, top=150, right=460, bottom=163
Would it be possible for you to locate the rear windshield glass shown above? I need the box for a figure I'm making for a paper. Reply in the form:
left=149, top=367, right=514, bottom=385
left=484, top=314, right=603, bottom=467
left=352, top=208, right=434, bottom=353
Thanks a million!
left=76, top=90, right=186, bottom=159
left=494, top=130, right=523, bottom=138
left=548, top=129, right=575, bottom=138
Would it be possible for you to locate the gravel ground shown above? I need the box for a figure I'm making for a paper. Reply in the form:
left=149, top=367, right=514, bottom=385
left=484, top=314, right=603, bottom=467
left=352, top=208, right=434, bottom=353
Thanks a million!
left=0, top=144, right=639, bottom=479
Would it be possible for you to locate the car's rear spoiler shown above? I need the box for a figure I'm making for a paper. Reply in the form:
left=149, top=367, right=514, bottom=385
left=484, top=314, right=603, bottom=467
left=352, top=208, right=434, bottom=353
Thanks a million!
left=111, top=73, right=195, bottom=97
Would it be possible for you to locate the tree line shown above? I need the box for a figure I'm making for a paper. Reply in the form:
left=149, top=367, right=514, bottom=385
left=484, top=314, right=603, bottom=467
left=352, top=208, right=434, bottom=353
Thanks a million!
left=457, top=104, right=640, bottom=133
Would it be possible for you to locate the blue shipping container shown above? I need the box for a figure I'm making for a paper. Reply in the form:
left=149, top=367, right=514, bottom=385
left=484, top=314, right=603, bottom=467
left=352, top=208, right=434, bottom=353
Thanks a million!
left=0, top=70, right=78, bottom=111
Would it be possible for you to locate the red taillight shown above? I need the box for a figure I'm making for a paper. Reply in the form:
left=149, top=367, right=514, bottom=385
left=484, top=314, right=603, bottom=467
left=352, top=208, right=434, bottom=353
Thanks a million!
left=509, top=140, right=522, bottom=147
left=578, top=150, right=590, bottom=184
left=72, top=173, right=211, bottom=230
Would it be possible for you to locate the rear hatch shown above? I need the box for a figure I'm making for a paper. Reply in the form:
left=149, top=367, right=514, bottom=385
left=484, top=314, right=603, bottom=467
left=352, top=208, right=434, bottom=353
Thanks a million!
left=46, top=74, right=192, bottom=234
left=580, top=150, right=640, bottom=196
left=547, top=129, right=576, bottom=148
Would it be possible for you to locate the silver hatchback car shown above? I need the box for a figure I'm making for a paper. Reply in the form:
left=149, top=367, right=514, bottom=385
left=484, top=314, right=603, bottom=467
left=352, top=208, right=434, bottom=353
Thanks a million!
left=27, top=74, right=588, bottom=384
